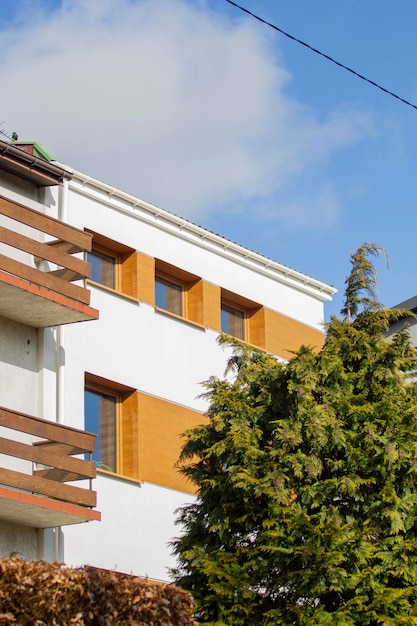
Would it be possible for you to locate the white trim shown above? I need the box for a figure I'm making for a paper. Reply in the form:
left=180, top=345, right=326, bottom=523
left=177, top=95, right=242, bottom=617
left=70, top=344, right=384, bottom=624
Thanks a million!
left=61, top=167, right=337, bottom=303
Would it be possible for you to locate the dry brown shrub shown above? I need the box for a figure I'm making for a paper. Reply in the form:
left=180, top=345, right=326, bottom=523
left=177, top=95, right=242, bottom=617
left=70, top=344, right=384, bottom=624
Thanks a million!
left=0, top=558, right=197, bottom=626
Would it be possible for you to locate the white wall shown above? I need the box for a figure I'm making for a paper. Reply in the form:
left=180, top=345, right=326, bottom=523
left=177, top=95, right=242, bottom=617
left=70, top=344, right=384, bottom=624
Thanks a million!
left=62, top=474, right=194, bottom=582
left=65, top=287, right=231, bottom=416
left=0, top=170, right=40, bottom=202
left=67, top=183, right=326, bottom=331
left=388, top=315, right=417, bottom=347
left=0, top=167, right=332, bottom=580
left=0, top=317, right=39, bottom=414
left=58, top=178, right=330, bottom=578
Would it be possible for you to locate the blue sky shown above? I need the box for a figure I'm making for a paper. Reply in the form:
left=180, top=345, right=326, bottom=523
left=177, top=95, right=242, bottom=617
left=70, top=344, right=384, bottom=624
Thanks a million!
left=1, top=0, right=416, bottom=319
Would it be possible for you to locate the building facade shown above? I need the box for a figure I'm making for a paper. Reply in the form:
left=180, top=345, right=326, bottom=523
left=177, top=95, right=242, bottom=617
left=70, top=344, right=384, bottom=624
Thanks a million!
left=388, top=296, right=417, bottom=346
left=0, top=140, right=336, bottom=581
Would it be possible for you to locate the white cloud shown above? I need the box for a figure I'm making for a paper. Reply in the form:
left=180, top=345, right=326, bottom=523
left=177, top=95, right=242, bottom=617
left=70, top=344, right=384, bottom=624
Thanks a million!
left=0, top=0, right=371, bottom=224
left=269, top=182, right=341, bottom=231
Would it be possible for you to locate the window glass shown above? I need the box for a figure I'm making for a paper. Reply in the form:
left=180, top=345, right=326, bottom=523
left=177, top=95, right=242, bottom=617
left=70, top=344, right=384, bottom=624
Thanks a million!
left=155, top=277, right=183, bottom=315
left=221, top=304, right=245, bottom=339
left=88, top=250, right=115, bottom=288
left=85, top=388, right=117, bottom=472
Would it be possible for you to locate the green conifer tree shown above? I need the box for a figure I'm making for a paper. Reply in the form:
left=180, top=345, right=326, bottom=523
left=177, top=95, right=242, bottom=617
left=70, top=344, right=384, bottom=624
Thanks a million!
left=172, top=244, right=417, bottom=625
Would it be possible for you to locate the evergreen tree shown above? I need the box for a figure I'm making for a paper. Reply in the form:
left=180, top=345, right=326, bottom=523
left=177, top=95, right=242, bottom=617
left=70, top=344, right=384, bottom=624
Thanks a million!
left=172, top=244, right=417, bottom=625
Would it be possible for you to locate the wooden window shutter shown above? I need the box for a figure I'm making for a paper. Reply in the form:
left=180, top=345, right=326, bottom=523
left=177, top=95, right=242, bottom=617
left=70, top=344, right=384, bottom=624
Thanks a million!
left=119, top=391, right=140, bottom=480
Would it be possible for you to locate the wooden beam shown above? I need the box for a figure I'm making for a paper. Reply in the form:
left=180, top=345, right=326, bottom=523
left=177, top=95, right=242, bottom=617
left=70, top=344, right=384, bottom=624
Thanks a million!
left=0, top=254, right=91, bottom=304
left=32, top=441, right=90, bottom=456
left=0, top=197, right=92, bottom=250
left=0, top=225, right=90, bottom=277
left=0, top=467, right=96, bottom=507
left=33, top=468, right=88, bottom=483
left=46, top=268, right=85, bottom=282
left=45, top=239, right=84, bottom=255
left=0, top=437, right=96, bottom=479
left=0, top=406, right=96, bottom=454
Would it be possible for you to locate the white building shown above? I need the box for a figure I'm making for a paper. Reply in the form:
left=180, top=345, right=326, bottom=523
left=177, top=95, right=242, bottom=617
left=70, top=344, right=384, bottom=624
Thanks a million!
left=388, top=296, right=417, bottom=347
left=0, top=139, right=336, bottom=581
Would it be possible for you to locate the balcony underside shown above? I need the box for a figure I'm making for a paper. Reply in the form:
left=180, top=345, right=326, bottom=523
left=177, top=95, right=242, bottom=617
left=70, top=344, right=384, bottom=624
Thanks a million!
left=0, top=486, right=101, bottom=528
left=0, top=270, right=98, bottom=327
left=0, top=194, right=99, bottom=328
left=0, top=406, right=100, bottom=528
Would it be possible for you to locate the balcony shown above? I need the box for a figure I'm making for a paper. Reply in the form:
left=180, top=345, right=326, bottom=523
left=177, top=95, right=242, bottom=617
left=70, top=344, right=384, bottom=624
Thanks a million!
left=0, top=406, right=100, bottom=528
left=0, top=195, right=99, bottom=327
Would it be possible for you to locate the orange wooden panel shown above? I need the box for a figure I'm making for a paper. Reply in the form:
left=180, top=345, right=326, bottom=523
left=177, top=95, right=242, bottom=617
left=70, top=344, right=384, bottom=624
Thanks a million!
left=202, top=281, right=221, bottom=331
left=137, top=393, right=207, bottom=494
left=119, top=392, right=140, bottom=480
left=263, top=308, right=325, bottom=359
left=120, top=252, right=139, bottom=299
left=248, top=307, right=266, bottom=349
left=137, top=252, right=155, bottom=305
left=187, top=279, right=204, bottom=325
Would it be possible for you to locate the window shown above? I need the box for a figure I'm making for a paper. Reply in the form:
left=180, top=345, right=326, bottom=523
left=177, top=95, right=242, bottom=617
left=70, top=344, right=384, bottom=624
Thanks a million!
left=154, top=260, right=201, bottom=322
left=221, top=289, right=263, bottom=343
left=84, top=374, right=137, bottom=477
left=221, top=301, right=245, bottom=340
left=155, top=274, right=183, bottom=315
left=88, top=247, right=116, bottom=289
left=85, top=230, right=137, bottom=297
left=85, top=386, right=117, bottom=472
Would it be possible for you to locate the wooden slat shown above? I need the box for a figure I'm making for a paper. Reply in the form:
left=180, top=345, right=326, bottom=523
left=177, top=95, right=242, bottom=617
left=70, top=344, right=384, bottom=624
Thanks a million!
left=0, top=437, right=95, bottom=479
left=0, top=406, right=96, bottom=454
left=0, top=253, right=91, bottom=304
left=32, top=441, right=88, bottom=456
left=33, top=468, right=88, bottom=482
left=47, top=268, right=85, bottom=282
left=0, top=467, right=96, bottom=507
left=0, top=197, right=93, bottom=251
left=46, top=239, right=84, bottom=255
left=34, top=239, right=84, bottom=263
left=0, top=225, right=90, bottom=277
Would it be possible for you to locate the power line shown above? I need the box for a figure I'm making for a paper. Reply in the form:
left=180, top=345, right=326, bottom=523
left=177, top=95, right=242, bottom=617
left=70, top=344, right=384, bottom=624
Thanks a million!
left=225, top=0, right=417, bottom=111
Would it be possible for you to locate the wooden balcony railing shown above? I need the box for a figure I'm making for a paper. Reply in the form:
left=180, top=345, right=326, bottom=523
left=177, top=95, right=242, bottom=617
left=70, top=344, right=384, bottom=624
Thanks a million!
left=0, top=406, right=99, bottom=526
left=0, top=195, right=99, bottom=327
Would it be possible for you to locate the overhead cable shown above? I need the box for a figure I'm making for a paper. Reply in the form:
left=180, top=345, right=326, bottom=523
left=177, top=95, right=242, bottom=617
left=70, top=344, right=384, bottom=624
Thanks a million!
left=225, top=0, right=417, bottom=111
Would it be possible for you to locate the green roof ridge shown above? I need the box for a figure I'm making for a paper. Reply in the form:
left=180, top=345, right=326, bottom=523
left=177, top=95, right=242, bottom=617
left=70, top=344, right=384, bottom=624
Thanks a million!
left=11, top=141, right=57, bottom=162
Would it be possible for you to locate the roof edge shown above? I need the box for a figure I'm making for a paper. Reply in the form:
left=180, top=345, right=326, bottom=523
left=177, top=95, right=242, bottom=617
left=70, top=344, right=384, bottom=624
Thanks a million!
left=0, top=140, right=72, bottom=186
left=63, top=166, right=337, bottom=300
left=393, top=295, right=417, bottom=312
left=10, top=141, right=57, bottom=162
